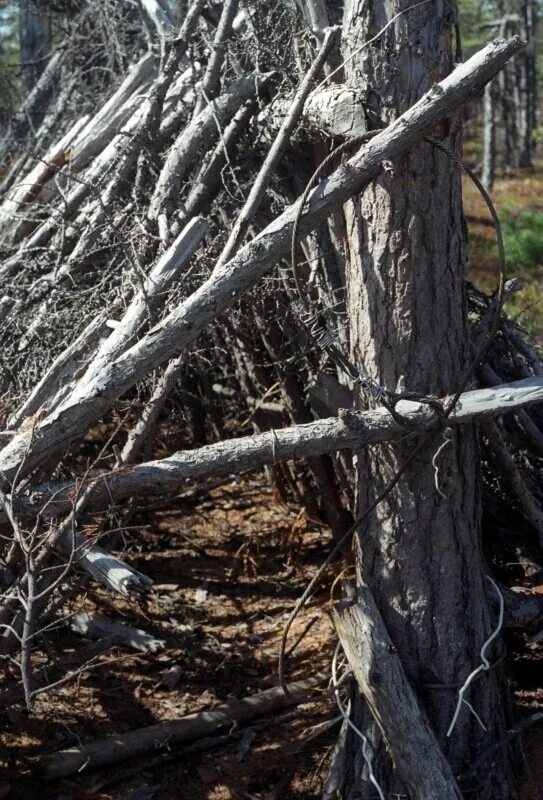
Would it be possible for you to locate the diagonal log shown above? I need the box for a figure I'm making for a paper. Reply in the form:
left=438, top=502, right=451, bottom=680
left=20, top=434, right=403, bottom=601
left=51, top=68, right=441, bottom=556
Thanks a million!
left=0, top=38, right=523, bottom=487
left=333, top=582, right=463, bottom=799
left=14, top=376, right=543, bottom=522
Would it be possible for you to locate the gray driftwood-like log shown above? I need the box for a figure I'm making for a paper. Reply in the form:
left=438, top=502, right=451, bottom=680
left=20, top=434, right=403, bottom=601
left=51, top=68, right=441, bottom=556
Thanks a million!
left=333, top=583, right=462, bottom=800
left=40, top=675, right=322, bottom=778
left=9, top=312, right=110, bottom=427
left=75, top=216, right=208, bottom=376
left=15, top=376, right=543, bottom=522
left=0, top=38, right=524, bottom=487
left=268, top=84, right=367, bottom=141
left=56, top=531, right=154, bottom=596
left=148, top=73, right=269, bottom=226
left=70, top=612, right=164, bottom=653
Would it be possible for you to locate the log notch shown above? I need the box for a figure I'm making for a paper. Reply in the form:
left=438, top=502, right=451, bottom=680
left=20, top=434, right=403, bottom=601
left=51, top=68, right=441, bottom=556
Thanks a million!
left=341, top=3, right=514, bottom=796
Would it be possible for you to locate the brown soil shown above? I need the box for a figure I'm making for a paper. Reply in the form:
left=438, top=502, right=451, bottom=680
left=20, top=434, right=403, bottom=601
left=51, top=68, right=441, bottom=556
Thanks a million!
left=0, top=474, right=541, bottom=799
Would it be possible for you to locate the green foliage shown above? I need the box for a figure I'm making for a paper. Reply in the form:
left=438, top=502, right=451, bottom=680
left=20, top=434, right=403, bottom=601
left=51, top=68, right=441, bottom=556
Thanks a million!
left=459, top=0, right=495, bottom=52
left=502, top=209, right=543, bottom=269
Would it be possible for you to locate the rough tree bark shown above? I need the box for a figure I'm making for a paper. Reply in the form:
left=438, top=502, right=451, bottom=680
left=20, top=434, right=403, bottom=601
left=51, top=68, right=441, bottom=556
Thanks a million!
left=341, top=2, right=512, bottom=797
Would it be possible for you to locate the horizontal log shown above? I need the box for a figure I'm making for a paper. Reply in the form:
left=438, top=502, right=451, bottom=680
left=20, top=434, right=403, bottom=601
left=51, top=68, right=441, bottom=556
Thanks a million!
left=16, top=376, right=543, bottom=521
left=0, top=38, right=524, bottom=486
left=40, top=675, right=322, bottom=778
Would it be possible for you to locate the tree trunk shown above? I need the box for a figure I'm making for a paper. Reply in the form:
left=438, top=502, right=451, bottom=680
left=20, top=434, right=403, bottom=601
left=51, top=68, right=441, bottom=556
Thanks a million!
left=19, top=0, right=51, bottom=95
left=341, top=2, right=512, bottom=797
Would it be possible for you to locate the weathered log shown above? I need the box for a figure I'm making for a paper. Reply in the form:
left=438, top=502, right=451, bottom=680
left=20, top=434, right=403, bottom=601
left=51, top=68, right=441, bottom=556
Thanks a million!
left=56, top=532, right=154, bottom=596
left=70, top=612, right=164, bottom=653
left=0, top=38, right=524, bottom=486
left=266, top=84, right=367, bottom=142
left=40, top=675, right=322, bottom=778
left=333, top=583, right=462, bottom=800
left=14, top=376, right=543, bottom=522
left=148, top=73, right=270, bottom=227
left=9, top=312, right=110, bottom=427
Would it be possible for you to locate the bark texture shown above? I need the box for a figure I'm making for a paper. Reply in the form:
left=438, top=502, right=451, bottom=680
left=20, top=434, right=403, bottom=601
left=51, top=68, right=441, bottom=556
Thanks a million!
left=341, top=2, right=512, bottom=796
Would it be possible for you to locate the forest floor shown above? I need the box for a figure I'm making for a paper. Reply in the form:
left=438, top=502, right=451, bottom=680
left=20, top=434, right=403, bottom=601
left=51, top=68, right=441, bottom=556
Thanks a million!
left=464, top=159, right=543, bottom=337
left=0, top=474, right=542, bottom=800
left=0, top=163, right=542, bottom=799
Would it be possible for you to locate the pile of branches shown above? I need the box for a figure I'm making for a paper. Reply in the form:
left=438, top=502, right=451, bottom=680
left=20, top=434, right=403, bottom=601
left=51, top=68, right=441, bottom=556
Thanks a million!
left=0, top=0, right=541, bottom=772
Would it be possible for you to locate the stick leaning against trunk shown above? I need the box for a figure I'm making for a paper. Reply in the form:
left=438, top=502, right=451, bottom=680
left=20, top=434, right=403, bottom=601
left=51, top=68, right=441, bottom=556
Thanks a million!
left=333, top=582, right=463, bottom=800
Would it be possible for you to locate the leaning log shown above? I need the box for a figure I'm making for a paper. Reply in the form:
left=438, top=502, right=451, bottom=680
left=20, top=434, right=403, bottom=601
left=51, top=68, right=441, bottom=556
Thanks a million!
left=40, top=675, right=322, bottom=778
left=0, top=38, right=524, bottom=487
left=333, top=583, right=462, bottom=800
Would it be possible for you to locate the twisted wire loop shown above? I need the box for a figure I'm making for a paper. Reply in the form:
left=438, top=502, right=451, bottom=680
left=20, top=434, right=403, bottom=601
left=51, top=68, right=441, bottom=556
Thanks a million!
left=292, top=301, right=388, bottom=406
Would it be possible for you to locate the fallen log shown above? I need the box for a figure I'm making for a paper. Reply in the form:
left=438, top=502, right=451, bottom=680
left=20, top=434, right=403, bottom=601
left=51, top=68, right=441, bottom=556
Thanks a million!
left=40, top=674, right=323, bottom=778
left=333, top=582, right=462, bottom=800
left=0, top=38, right=524, bottom=487
left=13, top=375, right=543, bottom=521
left=70, top=612, right=164, bottom=653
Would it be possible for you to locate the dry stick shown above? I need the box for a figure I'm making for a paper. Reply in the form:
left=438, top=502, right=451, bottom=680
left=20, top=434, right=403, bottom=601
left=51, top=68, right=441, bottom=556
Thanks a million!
left=332, top=583, right=463, bottom=800
left=0, top=114, right=90, bottom=241
left=173, top=100, right=256, bottom=235
left=193, top=0, right=239, bottom=116
left=117, top=0, right=205, bottom=202
left=0, top=38, right=522, bottom=489
left=482, top=418, right=543, bottom=546
left=148, top=73, right=268, bottom=227
left=139, top=0, right=175, bottom=40
left=121, top=353, right=184, bottom=465
left=12, top=376, right=543, bottom=525
left=40, top=675, right=323, bottom=779
left=9, top=311, right=110, bottom=427
left=214, top=25, right=339, bottom=272
left=78, top=216, right=208, bottom=378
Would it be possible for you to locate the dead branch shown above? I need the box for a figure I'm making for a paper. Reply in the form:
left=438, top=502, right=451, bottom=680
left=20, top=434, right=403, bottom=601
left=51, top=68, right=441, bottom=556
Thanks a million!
left=13, top=376, right=543, bottom=523
left=333, top=582, right=462, bottom=800
left=0, top=37, right=524, bottom=488
left=40, top=675, right=323, bottom=778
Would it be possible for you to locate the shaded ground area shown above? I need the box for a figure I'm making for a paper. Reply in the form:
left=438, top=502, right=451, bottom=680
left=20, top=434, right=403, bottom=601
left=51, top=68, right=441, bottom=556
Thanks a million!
left=0, top=474, right=541, bottom=799
left=0, top=479, right=340, bottom=799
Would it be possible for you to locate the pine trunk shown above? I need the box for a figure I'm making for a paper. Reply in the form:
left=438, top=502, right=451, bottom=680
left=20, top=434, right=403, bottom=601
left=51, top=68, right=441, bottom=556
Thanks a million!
left=340, top=2, right=513, bottom=796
